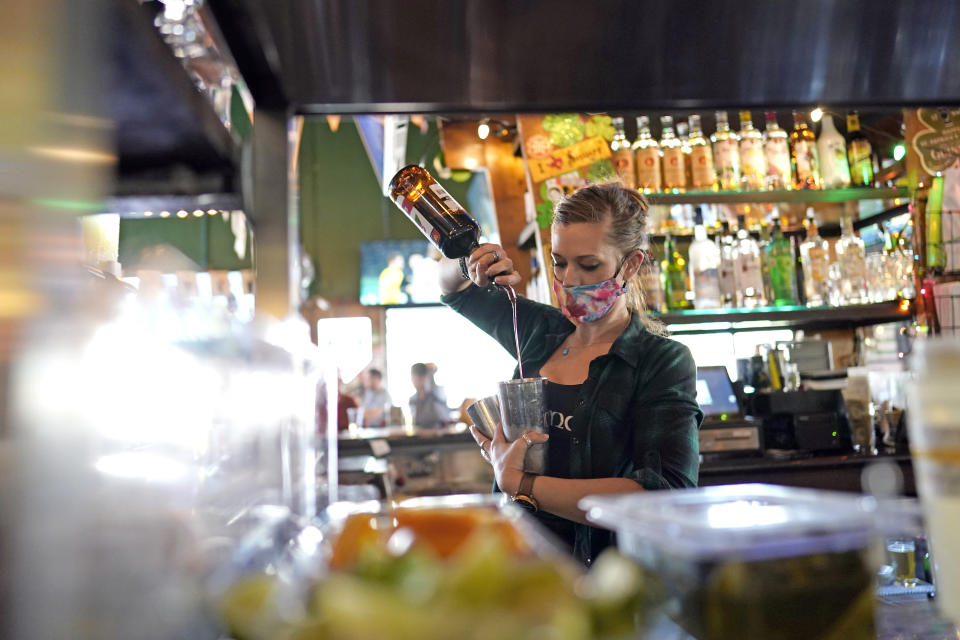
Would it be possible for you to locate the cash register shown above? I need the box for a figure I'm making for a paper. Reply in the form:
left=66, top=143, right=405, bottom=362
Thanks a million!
left=696, top=366, right=763, bottom=458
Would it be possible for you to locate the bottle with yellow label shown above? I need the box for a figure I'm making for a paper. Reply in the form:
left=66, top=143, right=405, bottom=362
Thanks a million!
left=660, top=116, right=687, bottom=192
left=846, top=111, right=874, bottom=187
left=799, top=209, right=830, bottom=307
left=688, top=114, right=717, bottom=191
left=790, top=111, right=821, bottom=190
left=632, top=115, right=662, bottom=193
left=738, top=110, right=767, bottom=190
left=711, top=111, right=741, bottom=191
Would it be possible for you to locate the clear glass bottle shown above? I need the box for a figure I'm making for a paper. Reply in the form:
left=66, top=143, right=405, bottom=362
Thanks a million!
left=738, top=110, right=767, bottom=190
left=767, top=220, right=799, bottom=306
left=790, top=111, right=821, bottom=190
left=817, top=114, right=852, bottom=189
left=688, top=207, right=722, bottom=309
left=663, top=232, right=692, bottom=310
left=846, top=110, right=874, bottom=187
left=758, top=221, right=774, bottom=303
left=836, top=216, right=868, bottom=304
left=610, top=116, right=636, bottom=189
left=799, top=209, right=830, bottom=307
left=688, top=114, right=717, bottom=191
left=633, top=115, right=662, bottom=193
left=711, top=111, right=741, bottom=191
left=717, top=220, right=739, bottom=307
left=660, top=115, right=687, bottom=192
left=641, top=248, right=665, bottom=313
left=763, top=111, right=792, bottom=191
left=734, top=214, right=767, bottom=307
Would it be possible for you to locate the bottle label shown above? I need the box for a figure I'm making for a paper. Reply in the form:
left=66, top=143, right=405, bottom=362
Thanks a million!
left=738, top=253, right=764, bottom=293
left=842, top=251, right=867, bottom=283
left=740, top=138, right=766, bottom=178
left=808, top=246, right=828, bottom=282
left=429, top=182, right=463, bottom=213
left=635, top=148, right=661, bottom=190
left=611, top=149, right=636, bottom=188
left=794, top=140, right=818, bottom=183
left=690, top=146, right=715, bottom=187
left=694, top=268, right=721, bottom=303
left=663, top=148, right=686, bottom=188
left=713, top=139, right=740, bottom=188
left=719, top=259, right=737, bottom=297
left=849, top=140, right=874, bottom=186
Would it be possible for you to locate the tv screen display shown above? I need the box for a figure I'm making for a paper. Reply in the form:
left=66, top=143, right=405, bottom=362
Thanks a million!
left=360, top=240, right=442, bottom=305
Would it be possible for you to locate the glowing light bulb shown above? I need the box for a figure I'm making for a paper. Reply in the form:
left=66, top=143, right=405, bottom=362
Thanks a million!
left=810, top=107, right=823, bottom=123
left=893, top=143, right=906, bottom=161
left=477, top=122, right=490, bottom=140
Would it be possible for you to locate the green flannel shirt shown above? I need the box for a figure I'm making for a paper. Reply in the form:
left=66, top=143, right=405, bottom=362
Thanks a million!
left=442, top=283, right=702, bottom=564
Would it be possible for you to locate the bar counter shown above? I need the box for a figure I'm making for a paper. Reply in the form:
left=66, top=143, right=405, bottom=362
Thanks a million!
left=339, top=424, right=916, bottom=495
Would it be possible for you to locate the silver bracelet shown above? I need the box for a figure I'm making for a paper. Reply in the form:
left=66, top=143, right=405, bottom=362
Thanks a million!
left=458, top=256, right=471, bottom=281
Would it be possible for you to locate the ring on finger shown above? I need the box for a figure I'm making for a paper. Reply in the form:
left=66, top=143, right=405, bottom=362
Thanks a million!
left=492, top=251, right=500, bottom=262
left=522, top=433, right=533, bottom=447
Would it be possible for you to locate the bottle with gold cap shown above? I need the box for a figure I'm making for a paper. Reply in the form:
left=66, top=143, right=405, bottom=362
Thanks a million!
left=738, top=110, right=767, bottom=190
left=633, top=115, right=662, bottom=193
left=711, top=111, right=741, bottom=191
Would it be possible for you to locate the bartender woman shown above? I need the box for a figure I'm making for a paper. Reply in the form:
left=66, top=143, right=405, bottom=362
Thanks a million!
left=440, top=183, right=702, bottom=565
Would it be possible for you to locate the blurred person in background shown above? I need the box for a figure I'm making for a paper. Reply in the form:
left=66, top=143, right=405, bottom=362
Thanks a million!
left=336, top=378, right=359, bottom=432
left=378, top=253, right=406, bottom=304
left=409, top=362, right=451, bottom=428
left=360, top=367, right=391, bottom=428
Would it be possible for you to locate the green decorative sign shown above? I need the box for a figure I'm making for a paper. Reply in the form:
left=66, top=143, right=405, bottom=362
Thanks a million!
left=911, top=108, right=960, bottom=175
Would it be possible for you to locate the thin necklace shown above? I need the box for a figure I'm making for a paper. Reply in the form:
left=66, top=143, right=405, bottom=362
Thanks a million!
left=562, top=340, right=614, bottom=356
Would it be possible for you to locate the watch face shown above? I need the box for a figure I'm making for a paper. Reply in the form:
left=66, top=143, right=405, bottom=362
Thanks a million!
left=513, top=495, right=538, bottom=513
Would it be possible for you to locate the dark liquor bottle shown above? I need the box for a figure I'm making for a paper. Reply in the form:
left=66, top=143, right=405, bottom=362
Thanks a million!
left=389, top=165, right=480, bottom=259
left=846, top=111, right=875, bottom=187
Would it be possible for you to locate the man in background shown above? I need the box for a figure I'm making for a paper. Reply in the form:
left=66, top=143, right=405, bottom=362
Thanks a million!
left=378, top=253, right=406, bottom=304
left=360, top=368, right=392, bottom=428
left=409, top=362, right=451, bottom=428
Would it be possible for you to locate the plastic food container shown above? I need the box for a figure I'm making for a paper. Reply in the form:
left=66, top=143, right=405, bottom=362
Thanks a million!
left=581, top=484, right=878, bottom=640
left=210, top=494, right=656, bottom=640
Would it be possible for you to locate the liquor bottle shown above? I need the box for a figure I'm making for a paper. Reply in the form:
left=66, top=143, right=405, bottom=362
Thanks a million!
left=711, top=111, right=741, bottom=191
left=738, top=110, right=767, bottom=190
left=792, top=234, right=807, bottom=307
left=758, top=221, right=774, bottom=303
left=688, top=207, right=722, bottom=309
left=817, top=114, right=852, bottom=189
left=717, top=220, right=739, bottom=307
left=688, top=114, right=718, bottom=191
left=735, top=214, right=767, bottom=308
left=660, top=116, right=687, bottom=192
left=633, top=116, right=662, bottom=193
left=640, top=240, right=665, bottom=313
left=663, top=232, right=692, bottom=310
left=790, top=111, right=821, bottom=189
left=846, top=111, right=874, bottom=187
left=610, top=116, right=636, bottom=189
left=389, top=164, right=481, bottom=258
left=763, top=111, right=792, bottom=190
left=766, top=220, right=799, bottom=306
left=677, top=119, right=693, bottom=188
left=835, top=216, right=868, bottom=304
left=799, top=209, right=830, bottom=307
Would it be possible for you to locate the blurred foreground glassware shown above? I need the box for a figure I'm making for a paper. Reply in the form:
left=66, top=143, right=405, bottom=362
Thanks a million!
left=907, top=338, right=960, bottom=625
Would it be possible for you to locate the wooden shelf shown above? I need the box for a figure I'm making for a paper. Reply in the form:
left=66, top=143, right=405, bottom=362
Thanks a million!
left=655, top=300, right=912, bottom=333
left=645, top=187, right=908, bottom=205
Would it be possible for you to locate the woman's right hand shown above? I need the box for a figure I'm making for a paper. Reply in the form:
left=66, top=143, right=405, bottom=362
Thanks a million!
left=466, top=243, right=522, bottom=289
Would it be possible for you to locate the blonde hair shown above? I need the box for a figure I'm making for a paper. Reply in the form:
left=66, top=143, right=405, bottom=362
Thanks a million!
left=553, top=183, right=667, bottom=336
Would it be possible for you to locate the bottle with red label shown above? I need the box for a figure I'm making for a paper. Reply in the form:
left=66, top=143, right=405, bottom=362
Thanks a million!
left=389, top=165, right=481, bottom=259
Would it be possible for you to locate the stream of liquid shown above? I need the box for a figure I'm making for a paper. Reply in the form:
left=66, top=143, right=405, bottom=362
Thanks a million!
left=499, top=284, right=524, bottom=380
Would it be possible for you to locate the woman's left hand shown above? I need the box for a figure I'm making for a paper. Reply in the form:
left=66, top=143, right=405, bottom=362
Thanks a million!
left=468, top=422, right=548, bottom=496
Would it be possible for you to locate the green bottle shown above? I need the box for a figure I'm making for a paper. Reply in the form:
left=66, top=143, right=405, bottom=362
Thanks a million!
left=767, top=220, right=799, bottom=306
left=663, top=232, right=692, bottom=310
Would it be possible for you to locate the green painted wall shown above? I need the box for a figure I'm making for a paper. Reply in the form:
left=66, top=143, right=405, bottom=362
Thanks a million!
left=118, top=213, right=252, bottom=272
left=299, top=118, right=471, bottom=301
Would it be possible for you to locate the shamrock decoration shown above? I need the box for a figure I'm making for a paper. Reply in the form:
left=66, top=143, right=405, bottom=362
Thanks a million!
left=586, top=159, right=616, bottom=183
left=912, top=108, right=960, bottom=175
left=536, top=202, right=555, bottom=229
left=585, top=115, right=616, bottom=141
left=542, top=114, right=585, bottom=148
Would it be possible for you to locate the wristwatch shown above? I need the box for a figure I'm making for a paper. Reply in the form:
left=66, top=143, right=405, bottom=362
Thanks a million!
left=512, top=472, right=539, bottom=512
left=458, top=256, right=471, bottom=281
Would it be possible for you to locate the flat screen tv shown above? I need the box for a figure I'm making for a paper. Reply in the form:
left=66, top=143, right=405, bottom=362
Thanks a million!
left=359, top=239, right=442, bottom=305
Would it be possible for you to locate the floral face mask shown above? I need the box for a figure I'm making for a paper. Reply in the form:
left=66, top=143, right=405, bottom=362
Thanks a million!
left=552, top=258, right=629, bottom=324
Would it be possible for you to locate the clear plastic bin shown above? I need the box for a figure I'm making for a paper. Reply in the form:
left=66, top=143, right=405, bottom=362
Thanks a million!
left=581, top=483, right=878, bottom=640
